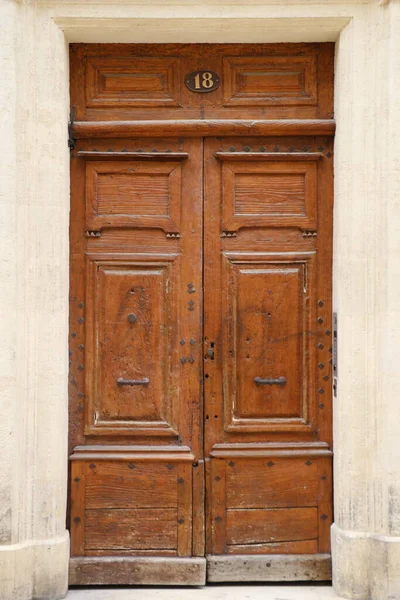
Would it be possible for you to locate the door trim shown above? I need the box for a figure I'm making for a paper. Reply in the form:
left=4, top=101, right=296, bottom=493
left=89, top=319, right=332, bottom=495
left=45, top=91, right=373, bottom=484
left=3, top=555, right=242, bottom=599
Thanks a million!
left=71, top=119, right=335, bottom=140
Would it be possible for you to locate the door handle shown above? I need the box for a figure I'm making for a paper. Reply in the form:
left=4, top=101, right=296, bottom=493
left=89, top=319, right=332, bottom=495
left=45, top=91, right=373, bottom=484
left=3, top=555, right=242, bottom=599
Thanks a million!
left=117, top=377, right=150, bottom=386
left=254, top=376, right=287, bottom=386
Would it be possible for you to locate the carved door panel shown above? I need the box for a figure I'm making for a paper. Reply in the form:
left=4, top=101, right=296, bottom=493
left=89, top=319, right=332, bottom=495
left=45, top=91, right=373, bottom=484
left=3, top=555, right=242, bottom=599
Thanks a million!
left=69, top=138, right=205, bottom=584
left=204, top=137, right=333, bottom=580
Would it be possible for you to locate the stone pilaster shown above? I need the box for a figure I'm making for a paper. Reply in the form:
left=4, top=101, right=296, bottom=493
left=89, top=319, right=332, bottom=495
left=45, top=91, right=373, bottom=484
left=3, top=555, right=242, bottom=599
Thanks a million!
left=332, top=1, right=400, bottom=598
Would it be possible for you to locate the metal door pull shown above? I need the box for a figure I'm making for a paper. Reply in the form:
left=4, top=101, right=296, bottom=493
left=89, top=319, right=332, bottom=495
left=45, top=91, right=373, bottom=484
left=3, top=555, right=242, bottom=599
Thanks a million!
left=254, top=376, right=287, bottom=386
left=117, top=377, right=150, bottom=386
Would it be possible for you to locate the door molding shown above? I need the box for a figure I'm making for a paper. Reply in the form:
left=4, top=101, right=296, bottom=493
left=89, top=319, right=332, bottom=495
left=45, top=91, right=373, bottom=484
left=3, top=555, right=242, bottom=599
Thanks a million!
left=71, top=119, right=335, bottom=140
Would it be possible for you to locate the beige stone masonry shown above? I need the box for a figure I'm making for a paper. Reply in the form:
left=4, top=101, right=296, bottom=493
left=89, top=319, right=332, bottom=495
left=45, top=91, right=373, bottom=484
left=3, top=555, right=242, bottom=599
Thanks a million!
left=0, top=1, right=399, bottom=599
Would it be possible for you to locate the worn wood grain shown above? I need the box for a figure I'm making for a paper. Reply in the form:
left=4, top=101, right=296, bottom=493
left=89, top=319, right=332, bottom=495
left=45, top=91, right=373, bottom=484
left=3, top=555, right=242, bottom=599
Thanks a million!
left=227, top=540, right=318, bottom=555
left=226, top=458, right=319, bottom=508
left=226, top=507, right=318, bottom=545
left=207, top=554, right=331, bottom=582
left=73, top=119, right=335, bottom=139
left=85, top=508, right=177, bottom=551
left=85, top=462, right=178, bottom=509
left=69, top=557, right=206, bottom=585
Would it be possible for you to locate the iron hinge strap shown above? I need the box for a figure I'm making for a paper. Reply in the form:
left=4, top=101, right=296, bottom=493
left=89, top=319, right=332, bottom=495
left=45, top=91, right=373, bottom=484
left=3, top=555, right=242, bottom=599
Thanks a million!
left=68, top=106, right=76, bottom=151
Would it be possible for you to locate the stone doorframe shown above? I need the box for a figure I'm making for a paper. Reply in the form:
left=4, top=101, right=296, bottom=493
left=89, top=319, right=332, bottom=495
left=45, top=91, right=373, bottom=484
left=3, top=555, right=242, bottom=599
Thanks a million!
left=1, top=1, right=399, bottom=599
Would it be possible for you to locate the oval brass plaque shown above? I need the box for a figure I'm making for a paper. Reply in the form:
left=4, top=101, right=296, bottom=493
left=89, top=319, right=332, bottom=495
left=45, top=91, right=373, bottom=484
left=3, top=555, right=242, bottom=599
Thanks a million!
left=185, top=70, right=220, bottom=93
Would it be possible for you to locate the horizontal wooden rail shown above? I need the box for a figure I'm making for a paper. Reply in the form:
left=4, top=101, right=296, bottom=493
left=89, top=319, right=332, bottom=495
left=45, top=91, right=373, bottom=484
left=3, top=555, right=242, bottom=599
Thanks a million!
left=215, top=151, right=324, bottom=161
left=77, top=150, right=188, bottom=160
left=72, top=119, right=335, bottom=139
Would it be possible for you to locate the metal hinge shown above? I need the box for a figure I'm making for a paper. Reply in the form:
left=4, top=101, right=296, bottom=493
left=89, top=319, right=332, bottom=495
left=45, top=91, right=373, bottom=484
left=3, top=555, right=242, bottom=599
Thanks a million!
left=333, top=312, right=338, bottom=397
left=68, top=106, right=76, bottom=151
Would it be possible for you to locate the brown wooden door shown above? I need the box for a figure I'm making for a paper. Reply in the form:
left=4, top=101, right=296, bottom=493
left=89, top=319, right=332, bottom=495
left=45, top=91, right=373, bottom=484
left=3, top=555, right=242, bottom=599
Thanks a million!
left=69, top=138, right=206, bottom=584
left=68, top=43, right=334, bottom=586
left=203, top=137, right=333, bottom=581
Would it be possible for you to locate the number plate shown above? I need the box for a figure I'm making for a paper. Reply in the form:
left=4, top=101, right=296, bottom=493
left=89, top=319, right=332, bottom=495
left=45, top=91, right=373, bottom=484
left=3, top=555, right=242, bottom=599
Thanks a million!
left=185, top=70, right=220, bottom=93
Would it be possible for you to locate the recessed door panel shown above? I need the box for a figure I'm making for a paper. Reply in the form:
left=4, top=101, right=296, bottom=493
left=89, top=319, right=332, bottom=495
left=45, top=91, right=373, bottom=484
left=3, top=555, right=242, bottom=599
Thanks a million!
left=85, top=160, right=182, bottom=232
left=220, top=159, right=317, bottom=231
left=85, top=254, right=179, bottom=436
left=222, top=252, right=316, bottom=432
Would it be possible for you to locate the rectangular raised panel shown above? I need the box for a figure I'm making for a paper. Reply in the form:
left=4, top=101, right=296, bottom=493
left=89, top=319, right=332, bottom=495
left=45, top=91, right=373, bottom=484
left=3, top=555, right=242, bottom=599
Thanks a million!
left=234, top=264, right=303, bottom=418
left=222, top=252, right=316, bottom=433
left=222, top=161, right=317, bottom=231
left=85, top=462, right=178, bottom=509
left=97, top=173, right=169, bottom=216
left=208, top=456, right=332, bottom=557
left=86, top=57, right=181, bottom=108
left=223, top=55, right=317, bottom=107
left=226, top=459, right=318, bottom=509
left=226, top=508, right=318, bottom=545
left=85, top=509, right=177, bottom=552
left=70, top=458, right=193, bottom=558
left=86, top=161, right=181, bottom=232
left=235, top=173, right=305, bottom=216
left=85, top=255, right=179, bottom=436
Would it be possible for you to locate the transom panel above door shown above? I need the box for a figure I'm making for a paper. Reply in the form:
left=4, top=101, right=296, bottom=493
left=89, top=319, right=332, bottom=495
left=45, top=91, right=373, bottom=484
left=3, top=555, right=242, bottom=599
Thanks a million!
left=68, top=43, right=334, bottom=586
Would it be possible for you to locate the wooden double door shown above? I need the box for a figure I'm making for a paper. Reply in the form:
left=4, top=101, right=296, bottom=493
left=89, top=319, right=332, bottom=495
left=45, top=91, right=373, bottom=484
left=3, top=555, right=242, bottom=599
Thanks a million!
left=68, top=43, right=334, bottom=586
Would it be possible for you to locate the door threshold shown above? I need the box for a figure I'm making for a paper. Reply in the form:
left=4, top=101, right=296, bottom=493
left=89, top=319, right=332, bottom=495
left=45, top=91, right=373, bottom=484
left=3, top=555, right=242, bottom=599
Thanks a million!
left=69, top=557, right=206, bottom=586
left=206, top=554, right=331, bottom=582
left=70, top=554, right=331, bottom=586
